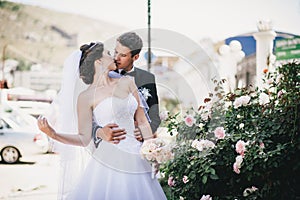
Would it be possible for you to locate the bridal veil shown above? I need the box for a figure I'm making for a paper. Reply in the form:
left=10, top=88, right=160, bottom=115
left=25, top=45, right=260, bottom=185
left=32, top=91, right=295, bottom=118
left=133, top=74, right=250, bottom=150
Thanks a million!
left=45, top=50, right=92, bottom=199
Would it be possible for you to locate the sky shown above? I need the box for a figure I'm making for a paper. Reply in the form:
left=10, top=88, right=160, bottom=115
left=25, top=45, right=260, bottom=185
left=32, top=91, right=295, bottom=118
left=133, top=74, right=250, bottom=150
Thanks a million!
left=7, top=0, right=300, bottom=42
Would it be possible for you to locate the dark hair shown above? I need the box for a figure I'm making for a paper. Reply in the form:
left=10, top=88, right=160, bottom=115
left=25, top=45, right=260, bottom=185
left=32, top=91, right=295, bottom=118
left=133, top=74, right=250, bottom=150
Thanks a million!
left=117, top=32, right=143, bottom=57
left=79, top=42, right=104, bottom=84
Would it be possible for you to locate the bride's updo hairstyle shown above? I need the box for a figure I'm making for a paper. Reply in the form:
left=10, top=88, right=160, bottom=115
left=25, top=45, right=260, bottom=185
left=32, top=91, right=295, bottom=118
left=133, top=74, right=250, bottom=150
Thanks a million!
left=79, top=42, right=104, bottom=84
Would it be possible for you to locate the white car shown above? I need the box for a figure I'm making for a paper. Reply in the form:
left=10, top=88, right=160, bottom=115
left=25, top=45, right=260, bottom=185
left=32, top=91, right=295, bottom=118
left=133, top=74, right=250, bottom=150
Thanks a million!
left=0, top=110, right=50, bottom=164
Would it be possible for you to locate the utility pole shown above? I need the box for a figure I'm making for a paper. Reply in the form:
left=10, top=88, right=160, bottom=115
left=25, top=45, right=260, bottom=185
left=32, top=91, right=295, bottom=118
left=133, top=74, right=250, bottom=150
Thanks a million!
left=147, top=0, right=151, bottom=72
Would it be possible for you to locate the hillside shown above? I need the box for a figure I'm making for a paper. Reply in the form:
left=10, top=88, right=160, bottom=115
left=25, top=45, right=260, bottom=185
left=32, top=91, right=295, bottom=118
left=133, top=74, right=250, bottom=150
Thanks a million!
left=0, top=1, right=126, bottom=69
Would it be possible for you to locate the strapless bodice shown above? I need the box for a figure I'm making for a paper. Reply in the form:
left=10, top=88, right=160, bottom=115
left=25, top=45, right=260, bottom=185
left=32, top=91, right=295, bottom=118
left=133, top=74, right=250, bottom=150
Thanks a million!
left=93, top=93, right=138, bottom=138
left=92, top=93, right=151, bottom=173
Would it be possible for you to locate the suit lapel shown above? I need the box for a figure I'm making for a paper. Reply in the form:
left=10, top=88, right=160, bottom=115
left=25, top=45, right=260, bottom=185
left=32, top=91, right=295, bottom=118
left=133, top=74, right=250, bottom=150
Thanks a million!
left=128, top=68, right=141, bottom=87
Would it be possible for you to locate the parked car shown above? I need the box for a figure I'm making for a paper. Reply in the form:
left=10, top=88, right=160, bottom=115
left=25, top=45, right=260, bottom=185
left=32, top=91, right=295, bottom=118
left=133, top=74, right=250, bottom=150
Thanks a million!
left=0, top=110, right=50, bottom=164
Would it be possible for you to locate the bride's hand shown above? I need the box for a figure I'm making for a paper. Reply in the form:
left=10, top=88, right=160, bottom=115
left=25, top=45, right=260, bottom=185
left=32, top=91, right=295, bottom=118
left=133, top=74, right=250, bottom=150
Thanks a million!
left=37, top=116, right=56, bottom=139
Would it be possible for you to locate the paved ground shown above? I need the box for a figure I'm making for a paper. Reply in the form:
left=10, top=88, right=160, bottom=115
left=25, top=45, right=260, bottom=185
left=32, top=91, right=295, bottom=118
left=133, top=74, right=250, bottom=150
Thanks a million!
left=0, top=153, right=59, bottom=200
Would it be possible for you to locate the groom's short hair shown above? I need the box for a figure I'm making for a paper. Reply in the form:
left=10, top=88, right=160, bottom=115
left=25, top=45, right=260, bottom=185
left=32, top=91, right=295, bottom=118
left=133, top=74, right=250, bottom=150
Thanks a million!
left=117, top=32, right=143, bottom=57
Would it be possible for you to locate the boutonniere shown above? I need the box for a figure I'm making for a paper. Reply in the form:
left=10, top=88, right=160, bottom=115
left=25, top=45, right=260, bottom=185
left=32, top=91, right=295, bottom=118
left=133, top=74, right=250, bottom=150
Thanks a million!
left=139, top=87, right=152, bottom=101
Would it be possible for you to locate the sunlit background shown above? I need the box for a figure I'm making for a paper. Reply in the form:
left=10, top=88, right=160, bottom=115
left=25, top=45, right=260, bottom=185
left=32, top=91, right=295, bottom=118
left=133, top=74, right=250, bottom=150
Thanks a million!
left=6, top=0, right=300, bottom=42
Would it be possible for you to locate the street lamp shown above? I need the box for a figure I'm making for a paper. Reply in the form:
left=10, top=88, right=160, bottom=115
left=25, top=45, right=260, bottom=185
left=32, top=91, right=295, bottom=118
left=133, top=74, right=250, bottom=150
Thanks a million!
left=147, top=0, right=151, bottom=72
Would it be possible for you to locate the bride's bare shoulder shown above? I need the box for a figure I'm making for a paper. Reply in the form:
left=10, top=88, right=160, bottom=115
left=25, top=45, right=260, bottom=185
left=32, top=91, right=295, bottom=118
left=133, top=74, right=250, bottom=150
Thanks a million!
left=77, top=87, right=95, bottom=106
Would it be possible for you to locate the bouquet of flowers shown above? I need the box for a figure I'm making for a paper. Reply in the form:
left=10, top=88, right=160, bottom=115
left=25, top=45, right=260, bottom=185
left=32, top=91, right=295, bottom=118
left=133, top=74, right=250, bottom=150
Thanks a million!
left=140, top=138, right=174, bottom=179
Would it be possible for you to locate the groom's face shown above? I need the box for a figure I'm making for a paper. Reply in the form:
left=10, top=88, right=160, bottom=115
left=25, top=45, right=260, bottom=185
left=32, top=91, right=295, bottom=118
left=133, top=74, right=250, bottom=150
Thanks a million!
left=114, top=41, right=139, bottom=72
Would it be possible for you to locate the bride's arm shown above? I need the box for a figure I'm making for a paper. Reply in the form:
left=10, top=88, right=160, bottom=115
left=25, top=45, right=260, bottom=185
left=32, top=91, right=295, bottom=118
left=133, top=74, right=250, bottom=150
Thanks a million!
left=37, top=92, right=93, bottom=147
left=128, top=79, right=153, bottom=140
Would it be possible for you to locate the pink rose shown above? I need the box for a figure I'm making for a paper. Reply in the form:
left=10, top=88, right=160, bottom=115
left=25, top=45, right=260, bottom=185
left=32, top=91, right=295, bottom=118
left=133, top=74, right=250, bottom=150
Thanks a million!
left=182, top=175, right=189, bottom=184
left=233, top=162, right=240, bottom=174
left=235, top=140, right=247, bottom=156
left=235, top=155, right=243, bottom=168
left=277, top=90, right=283, bottom=98
left=214, top=127, right=225, bottom=139
left=168, top=176, right=175, bottom=187
left=251, top=186, right=258, bottom=191
left=233, top=155, right=243, bottom=174
left=200, top=194, right=212, bottom=200
left=259, top=142, right=265, bottom=149
left=184, top=115, right=196, bottom=127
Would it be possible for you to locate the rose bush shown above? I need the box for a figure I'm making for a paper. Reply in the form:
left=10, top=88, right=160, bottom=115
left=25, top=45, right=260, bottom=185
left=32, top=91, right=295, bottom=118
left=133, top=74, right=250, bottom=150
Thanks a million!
left=159, top=62, right=300, bottom=199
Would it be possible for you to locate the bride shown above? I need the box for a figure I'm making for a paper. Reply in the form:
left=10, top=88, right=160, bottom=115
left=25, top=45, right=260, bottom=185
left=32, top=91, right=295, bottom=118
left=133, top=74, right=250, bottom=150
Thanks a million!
left=38, top=42, right=167, bottom=200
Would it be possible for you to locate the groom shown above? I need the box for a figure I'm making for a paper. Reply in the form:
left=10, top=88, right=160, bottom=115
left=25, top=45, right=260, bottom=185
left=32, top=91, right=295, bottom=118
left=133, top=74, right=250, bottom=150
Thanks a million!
left=93, top=32, right=161, bottom=145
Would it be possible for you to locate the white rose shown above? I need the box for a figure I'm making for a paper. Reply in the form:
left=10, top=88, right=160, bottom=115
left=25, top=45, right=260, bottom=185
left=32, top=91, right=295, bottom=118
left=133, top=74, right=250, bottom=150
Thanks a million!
left=239, top=123, right=244, bottom=129
left=259, top=92, right=270, bottom=105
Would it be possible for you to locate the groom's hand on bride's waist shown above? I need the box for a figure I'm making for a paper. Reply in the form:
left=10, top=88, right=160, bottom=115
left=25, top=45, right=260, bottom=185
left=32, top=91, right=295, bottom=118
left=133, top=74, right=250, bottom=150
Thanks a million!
left=133, top=122, right=157, bottom=143
left=96, top=123, right=126, bottom=144
left=134, top=121, right=143, bottom=142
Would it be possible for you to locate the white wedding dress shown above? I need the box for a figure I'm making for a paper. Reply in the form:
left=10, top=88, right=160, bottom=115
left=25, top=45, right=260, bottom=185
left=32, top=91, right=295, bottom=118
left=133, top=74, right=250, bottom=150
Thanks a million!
left=67, top=93, right=167, bottom=200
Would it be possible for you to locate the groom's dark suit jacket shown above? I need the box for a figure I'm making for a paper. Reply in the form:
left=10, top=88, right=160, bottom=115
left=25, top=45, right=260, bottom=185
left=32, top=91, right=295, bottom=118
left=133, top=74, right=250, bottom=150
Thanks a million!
left=125, top=67, right=161, bottom=133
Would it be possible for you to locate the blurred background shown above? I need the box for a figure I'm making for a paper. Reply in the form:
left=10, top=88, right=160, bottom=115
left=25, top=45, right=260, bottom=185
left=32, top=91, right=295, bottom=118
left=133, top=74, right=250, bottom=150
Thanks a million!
left=1, top=0, right=300, bottom=109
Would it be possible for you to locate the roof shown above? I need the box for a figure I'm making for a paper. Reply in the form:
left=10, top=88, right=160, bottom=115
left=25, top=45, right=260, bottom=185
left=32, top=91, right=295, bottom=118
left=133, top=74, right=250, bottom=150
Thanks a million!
left=224, top=31, right=300, bottom=56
